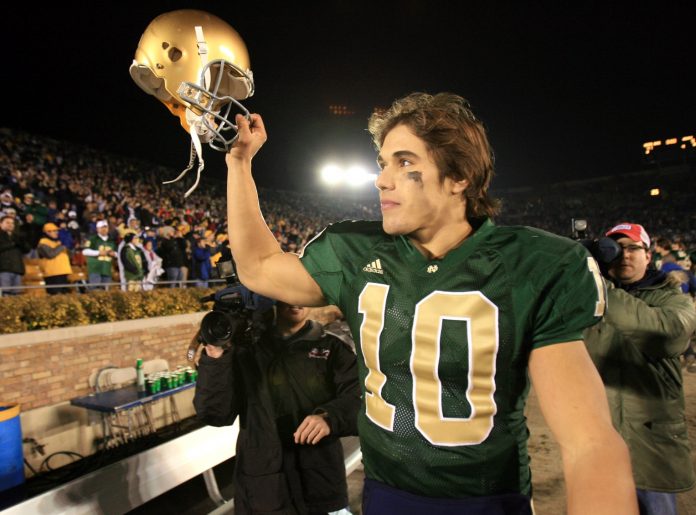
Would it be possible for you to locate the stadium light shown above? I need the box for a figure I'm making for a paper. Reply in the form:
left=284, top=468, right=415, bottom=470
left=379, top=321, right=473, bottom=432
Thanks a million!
left=345, top=165, right=376, bottom=186
left=319, top=163, right=377, bottom=187
left=320, top=164, right=344, bottom=186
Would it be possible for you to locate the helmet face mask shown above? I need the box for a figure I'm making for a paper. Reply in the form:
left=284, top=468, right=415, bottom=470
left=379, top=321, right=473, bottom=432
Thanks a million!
left=177, top=59, right=251, bottom=151
left=130, top=9, right=254, bottom=152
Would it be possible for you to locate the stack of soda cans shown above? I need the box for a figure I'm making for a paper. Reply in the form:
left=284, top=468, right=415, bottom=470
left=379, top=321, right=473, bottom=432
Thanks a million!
left=145, top=366, right=198, bottom=394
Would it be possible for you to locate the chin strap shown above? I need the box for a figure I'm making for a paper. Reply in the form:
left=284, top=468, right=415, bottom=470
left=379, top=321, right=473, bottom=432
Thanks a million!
left=161, top=25, right=211, bottom=199
left=162, top=128, right=205, bottom=198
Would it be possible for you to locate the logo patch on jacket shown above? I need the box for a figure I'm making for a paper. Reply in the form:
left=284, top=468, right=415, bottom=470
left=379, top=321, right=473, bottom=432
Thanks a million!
left=308, top=347, right=330, bottom=359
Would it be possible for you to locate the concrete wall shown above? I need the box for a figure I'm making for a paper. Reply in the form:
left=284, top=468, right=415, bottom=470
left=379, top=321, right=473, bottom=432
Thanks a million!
left=0, top=313, right=205, bottom=476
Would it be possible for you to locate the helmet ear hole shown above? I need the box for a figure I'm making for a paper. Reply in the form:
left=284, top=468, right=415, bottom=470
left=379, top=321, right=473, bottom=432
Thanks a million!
left=168, top=47, right=182, bottom=62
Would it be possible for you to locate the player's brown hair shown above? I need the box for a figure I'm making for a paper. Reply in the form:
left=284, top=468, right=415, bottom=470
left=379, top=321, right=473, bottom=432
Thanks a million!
left=368, top=92, right=500, bottom=219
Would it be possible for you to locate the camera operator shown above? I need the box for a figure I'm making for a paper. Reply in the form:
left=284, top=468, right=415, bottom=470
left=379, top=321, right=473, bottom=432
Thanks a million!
left=193, top=291, right=360, bottom=515
left=583, top=222, right=696, bottom=514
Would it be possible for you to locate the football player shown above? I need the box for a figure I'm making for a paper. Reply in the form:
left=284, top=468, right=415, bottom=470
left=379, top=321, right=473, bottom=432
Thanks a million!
left=225, top=92, right=638, bottom=514
left=129, top=16, right=638, bottom=509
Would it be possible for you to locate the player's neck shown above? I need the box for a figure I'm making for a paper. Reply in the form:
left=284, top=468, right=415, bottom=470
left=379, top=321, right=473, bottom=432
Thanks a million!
left=409, top=219, right=474, bottom=260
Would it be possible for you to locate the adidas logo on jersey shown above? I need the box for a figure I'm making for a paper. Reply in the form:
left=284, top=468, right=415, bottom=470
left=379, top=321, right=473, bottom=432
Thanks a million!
left=363, top=259, right=384, bottom=274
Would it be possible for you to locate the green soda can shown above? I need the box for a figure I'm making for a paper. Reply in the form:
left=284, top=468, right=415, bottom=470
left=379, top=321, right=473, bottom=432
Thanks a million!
left=158, top=374, right=167, bottom=391
left=146, top=379, right=155, bottom=394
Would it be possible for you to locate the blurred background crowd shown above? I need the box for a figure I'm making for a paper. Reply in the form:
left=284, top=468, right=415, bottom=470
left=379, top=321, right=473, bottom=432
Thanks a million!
left=1, top=128, right=694, bottom=295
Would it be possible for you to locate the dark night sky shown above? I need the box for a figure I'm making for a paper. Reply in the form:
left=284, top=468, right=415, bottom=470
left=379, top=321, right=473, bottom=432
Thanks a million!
left=4, top=1, right=694, bottom=193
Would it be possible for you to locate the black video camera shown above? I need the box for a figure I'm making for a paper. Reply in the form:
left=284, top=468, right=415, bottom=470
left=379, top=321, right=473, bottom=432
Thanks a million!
left=570, top=218, right=622, bottom=276
left=198, top=285, right=252, bottom=348
left=199, top=248, right=253, bottom=347
left=187, top=249, right=274, bottom=361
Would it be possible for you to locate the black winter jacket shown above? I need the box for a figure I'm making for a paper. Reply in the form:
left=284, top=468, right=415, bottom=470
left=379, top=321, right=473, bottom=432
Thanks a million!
left=0, top=229, right=30, bottom=274
left=194, top=320, right=361, bottom=514
left=158, top=237, right=187, bottom=268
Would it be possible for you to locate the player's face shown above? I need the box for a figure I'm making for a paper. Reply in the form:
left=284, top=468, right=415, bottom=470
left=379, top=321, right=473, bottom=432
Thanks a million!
left=609, top=236, right=651, bottom=284
left=375, top=124, right=466, bottom=240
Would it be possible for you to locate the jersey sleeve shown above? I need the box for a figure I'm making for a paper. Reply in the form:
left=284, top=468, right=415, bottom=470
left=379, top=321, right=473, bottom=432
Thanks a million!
left=299, top=226, right=345, bottom=306
left=531, top=243, right=604, bottom=348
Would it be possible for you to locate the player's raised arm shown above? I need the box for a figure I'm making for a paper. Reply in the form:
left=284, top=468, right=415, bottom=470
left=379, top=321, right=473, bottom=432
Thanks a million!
left=529, top=341, right=638, bottom=514
left=226, top=113, right=325, bottom=306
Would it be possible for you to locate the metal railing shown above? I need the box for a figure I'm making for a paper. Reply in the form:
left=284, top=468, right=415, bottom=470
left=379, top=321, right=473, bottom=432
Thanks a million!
left=0, top=278, right=227, bottom=296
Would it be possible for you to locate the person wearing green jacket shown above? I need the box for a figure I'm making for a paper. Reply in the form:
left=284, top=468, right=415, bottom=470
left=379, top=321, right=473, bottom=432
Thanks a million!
left=83, top=220, right=117, bottom=290
left=120, top=232, right=144, bottom=291
left=584, top=222, right=696, bottom=515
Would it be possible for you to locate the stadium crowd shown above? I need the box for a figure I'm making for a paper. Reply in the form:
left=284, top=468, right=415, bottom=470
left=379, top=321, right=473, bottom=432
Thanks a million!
left=0, top=128, right=694, bottom=295
left=0, top=129, right=381, bottom=293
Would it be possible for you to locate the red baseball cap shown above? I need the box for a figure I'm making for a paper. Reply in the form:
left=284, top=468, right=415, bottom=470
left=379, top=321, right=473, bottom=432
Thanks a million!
left=605, top=223, right=650, bottom=248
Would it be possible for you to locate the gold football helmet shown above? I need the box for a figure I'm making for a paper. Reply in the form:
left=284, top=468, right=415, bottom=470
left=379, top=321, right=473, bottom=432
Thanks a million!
left=130, top=10, right=254, bottom=196
left=130, top=9, right=254, bottom=151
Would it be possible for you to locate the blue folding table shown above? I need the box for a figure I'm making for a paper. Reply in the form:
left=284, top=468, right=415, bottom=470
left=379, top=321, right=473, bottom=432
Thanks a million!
left=71, top=382, right=196, bottom=443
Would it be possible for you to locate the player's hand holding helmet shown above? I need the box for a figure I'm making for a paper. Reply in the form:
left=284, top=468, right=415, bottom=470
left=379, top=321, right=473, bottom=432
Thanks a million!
left=227, top=113, right=267, bottom=163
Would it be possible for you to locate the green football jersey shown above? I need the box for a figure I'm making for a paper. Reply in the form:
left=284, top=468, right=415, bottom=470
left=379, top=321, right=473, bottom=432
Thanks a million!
left=300, top=218, right=604, bottom=498
left=84, top=234, right=117, bottom=276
